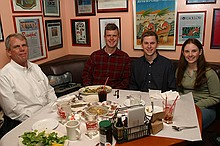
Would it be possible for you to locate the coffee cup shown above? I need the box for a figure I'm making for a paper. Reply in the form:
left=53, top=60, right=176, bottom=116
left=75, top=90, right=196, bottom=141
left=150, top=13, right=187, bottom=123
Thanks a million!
left=65, top=120, right=81, bottom=141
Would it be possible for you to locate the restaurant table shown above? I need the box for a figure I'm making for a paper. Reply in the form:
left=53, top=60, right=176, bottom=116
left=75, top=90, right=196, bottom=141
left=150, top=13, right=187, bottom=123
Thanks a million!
left=0, top=89, right=202, bottom=146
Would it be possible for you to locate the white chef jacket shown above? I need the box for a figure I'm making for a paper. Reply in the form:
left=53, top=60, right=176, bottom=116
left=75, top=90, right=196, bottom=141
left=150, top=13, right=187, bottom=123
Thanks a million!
left=0, top=60, right=57, bottom=122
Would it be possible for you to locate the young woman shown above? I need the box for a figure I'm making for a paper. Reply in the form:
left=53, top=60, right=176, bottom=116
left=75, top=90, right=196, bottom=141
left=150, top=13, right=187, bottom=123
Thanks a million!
left=176, top=38, right=220, bottom=129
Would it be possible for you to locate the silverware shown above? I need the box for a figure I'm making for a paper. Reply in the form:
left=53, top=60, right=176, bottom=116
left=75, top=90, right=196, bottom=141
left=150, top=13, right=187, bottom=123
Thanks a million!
left=172, top=125, right=197, bottom=131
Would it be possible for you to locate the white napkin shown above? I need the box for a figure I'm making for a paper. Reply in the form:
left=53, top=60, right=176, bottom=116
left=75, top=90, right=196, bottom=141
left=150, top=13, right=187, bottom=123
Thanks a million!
left=149, top=90, right=180, bottom=100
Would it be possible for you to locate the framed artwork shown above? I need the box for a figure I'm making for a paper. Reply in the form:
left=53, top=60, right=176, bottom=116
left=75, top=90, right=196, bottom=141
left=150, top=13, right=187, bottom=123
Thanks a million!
left=99, top=18, right=121, bottom=49
left=0, top=17, right=4, bottom=41
left=133, top=0, right=177, bottom=50
left=75, top=0, right=95, bottom=16
left=71, top=19, right=91, bottom=47
left=210, top=9, right=220, bottom=49
left=45, top=20, right=63, bottom=51
left=186, top=0, right=216, bottom=4
left=176, top=11, right=206, bottom=46
left=97, top=0, right=128, bottom=13
left=43, top=0, right=60, bottom=17
left=13, top=15, right=47, bottom=62
left=11, top=0, right=42, bottom=13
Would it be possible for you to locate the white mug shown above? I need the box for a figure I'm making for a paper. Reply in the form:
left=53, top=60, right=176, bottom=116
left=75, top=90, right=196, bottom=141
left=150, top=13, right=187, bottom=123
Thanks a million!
left=65, top=120, right=81, bottom=141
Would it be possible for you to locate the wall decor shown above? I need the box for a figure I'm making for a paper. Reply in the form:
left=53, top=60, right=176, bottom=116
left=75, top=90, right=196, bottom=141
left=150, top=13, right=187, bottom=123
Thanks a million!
left=11, top=0, right=42, bottom=13
left=13, top=15, right=47, bottom=61
left=75, top=0, right=95, bottom=16
left=45, top=19, right=63, bottom=51
left=176, top=11, right=206, bottom=46
left=43, top=0, right=60, bottom=17
left=99, top=18, right=121, bottom=49
left=71, top=19, right=91, bottom=47
left=133, top=0, right=176, bottom=50
left=0, top=17, right=4, bottom=41
left=186, top=0, right=216, bottom=4
left=210, top=9, right=220, bottom=49
left=97, top=0, right=128, bottom=13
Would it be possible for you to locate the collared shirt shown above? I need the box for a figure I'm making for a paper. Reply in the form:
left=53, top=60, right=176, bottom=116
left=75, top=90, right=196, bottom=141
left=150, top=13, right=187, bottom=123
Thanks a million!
left=129, top=54, right=176, bottom=92
left=180, top=68, right=220, bottom=109
left=0, top=60, right=57, bottom=122
left=82, top=49, right=131, bottom=89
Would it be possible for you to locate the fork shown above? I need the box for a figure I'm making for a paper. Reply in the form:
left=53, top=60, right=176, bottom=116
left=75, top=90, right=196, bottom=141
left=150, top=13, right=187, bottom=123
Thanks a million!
left=172, top=125, right=197, bottom=131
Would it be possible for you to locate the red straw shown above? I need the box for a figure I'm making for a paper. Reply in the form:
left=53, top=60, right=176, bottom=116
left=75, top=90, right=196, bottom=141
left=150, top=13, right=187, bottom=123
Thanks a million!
left=168, top=96, right=179, bottom=113
left=103, top=77, right=109, bottom=88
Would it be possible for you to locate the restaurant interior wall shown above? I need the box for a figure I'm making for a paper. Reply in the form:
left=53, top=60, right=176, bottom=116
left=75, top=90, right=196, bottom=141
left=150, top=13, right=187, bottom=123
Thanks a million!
left=0, top=0, right=219, bottom=69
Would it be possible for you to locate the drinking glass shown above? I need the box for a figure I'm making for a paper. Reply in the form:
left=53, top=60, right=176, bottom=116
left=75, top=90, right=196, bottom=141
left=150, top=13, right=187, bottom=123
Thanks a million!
left=85, top=113, right=98, bottom=138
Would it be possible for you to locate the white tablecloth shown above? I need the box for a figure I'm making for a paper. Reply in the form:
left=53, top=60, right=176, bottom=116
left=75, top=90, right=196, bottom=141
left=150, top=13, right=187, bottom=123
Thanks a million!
left=0, top=89, right=202, bottom=146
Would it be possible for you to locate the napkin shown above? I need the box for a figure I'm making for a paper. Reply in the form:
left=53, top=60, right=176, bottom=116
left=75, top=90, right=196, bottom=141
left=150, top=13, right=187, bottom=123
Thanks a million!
left=149, top=90, right=180, bottom=100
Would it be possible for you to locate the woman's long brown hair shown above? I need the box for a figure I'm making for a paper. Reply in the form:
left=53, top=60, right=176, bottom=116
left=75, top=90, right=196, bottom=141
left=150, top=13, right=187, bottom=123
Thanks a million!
left=176, top=38, right=209, bottom=90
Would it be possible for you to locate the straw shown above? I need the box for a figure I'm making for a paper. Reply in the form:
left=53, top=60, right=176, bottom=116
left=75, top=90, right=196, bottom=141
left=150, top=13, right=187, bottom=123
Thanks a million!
left=103, top=77, right=109, bottom=88
left=168, top=96, right=179, bottom=113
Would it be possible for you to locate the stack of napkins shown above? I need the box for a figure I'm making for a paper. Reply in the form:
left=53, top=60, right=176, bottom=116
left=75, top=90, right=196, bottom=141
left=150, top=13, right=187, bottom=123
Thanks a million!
left=149, top=90, right=180, bottom=100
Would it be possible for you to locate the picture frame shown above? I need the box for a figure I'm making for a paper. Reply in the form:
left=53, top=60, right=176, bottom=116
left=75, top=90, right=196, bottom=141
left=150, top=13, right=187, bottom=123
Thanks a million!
left=45, top=19, right=63, bottom=51
left=43, top=0, right=60, bottom=17
left=71, top=19, right=91, bottom=47
left=11, top=0, right=42, bottom=13
left=176, top=11, right=206, bottom=46
left=13, top=15, right=47, bottom=62
left=75, top=0, right=95, bottom=16
left=210, top=9, right=220, bottom=49
left=97, top=0, right=128, bottom=13
left=186, top=0, right=216, bottom=4
left=0, top=17, right=4, bottom=42
left=133, top=0, right=177, bottom=50
left=99, top=18, right=121, bottom=49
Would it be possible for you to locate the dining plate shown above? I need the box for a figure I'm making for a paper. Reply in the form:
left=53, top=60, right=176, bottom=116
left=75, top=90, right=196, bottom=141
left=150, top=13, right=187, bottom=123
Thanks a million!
left=145, top=105, right=163, bottom=116
left=32, top=118, right=59, bottom=131
left=123, top=99, right=145, bottom=107
left=79, top=85, right=112, bottom=95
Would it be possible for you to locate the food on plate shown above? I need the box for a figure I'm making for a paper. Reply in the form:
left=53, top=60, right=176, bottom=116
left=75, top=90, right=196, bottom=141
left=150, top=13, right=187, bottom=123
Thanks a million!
left=20, top=130, right=68, bottom=146
left=86, top=105, right=108, bottom=116
left=82, top=86, right=111, bottom=94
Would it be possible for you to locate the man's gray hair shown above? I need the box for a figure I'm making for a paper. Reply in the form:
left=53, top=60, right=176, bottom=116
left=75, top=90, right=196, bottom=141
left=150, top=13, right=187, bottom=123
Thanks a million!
left=5, top=33, right=28, bottom=50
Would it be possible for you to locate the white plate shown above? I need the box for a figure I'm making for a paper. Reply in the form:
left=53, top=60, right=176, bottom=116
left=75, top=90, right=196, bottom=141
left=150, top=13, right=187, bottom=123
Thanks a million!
left=123, top=99, right=145, bottom=107
left=79, top=85, right=112, bottom=95
left=82, top=95, right=99, bottom=102
left=32, top=118, right=59, bottom=131
left=145, top=105, right=163, bottom=116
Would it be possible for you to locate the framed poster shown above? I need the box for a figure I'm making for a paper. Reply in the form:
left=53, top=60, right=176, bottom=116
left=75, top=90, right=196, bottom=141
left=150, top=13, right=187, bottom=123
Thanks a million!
left=133, top=0, right=177, bottom=50
left=0, top=17, right=4, bottom=41
left=176, top=11, right=206, bottom=46
left=43, top=0, right=60, bottom=17
left=71, top=19, right=91, bottom=47
left=99, top=18, right=121, bottom=49
left=97, top=0, right=128, bottom=13
left=45, top=20, right=63, bottom=51
left=186, top=0, right=216, bottom=4
left=75, top=0, right=95, bottom=16
left=210, top=9, right=220, bottom=49
left=11, top=0, right=42, bottom=13
left=13, top=15, right=47, bottom=62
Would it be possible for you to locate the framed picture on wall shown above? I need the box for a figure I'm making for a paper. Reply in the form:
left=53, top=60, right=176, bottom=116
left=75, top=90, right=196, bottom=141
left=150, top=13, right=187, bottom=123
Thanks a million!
left=97, top=0, right=128, bottom=13
left=75, top=0, right=95, bottom=16
left=133, top=0, right=177, bottom=50
left=11, top=0, right=42, bottom=13
left=13, top=15, right=47, bottom=62
left=43, top=0, right=60, bottom=17
left=0, top=17, right=4, bottom=41
left=176, top=11, right=206, bottom=46
left=45, top=19, right=63, bottom=51
left=71, top=19, right=91, bottom=47
left=186, top=0, right=216, bottom=4
left=99, top=18, right=121, bottom=49
left=210, top=9, right=220, bottom=49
